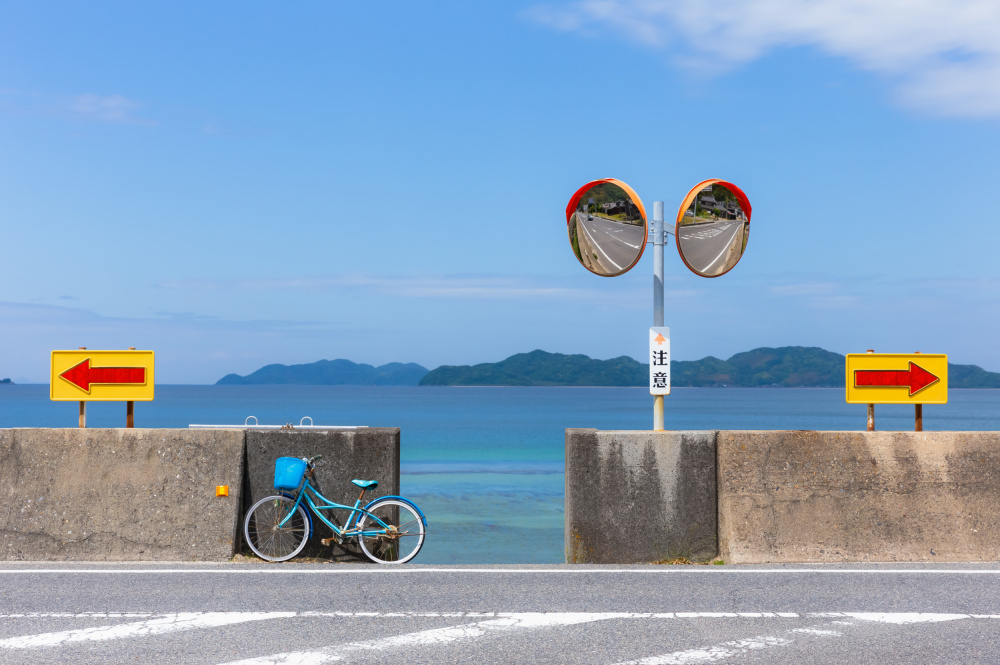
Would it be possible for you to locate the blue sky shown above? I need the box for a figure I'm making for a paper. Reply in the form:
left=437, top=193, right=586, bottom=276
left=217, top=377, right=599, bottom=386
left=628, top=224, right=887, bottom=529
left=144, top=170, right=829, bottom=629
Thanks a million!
left=2, top=0, right=1000, bottom=383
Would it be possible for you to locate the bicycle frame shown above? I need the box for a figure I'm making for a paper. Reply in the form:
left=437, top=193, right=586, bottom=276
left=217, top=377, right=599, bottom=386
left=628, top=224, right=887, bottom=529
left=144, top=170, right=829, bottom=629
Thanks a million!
left=276, top=479, right=393, bottom=539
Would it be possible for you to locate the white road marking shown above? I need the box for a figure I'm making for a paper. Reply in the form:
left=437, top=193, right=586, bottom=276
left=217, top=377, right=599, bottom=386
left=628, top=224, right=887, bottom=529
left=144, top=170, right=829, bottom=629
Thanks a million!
left=0, top=613, right=155, bottom=618
left=579, top=219, right=623, bottom=271
left=6, top=611, right=992, bottom=621
left=615, top=634, right=795, bottom=664
left=610, top=613, right=1000, bottom=665
left=0, top=612, right=295, bottom=650
left=791, top=628, right=842, bottom=636
left=814, top=612, right=973, bottom=624
left=217, top=613, right=630, bottom=665
left=597, top=219, right=642, bottom=248
left=7, top=567, right=1000, bottom=574
left=0, top=610, right=798, bottom=621
left=7, top=567, right=1000, bottom=575
left=701, top=222, right=743, bottom=273
left=612, top=621, right=849, bottom=664
left=683, top=224, right=731, bottom=241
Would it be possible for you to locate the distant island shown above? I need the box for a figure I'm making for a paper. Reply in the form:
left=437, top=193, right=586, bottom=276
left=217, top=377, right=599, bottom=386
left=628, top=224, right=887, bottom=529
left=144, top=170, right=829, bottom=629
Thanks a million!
left=420, top=350, right=644, bottom=386
left=217, top=347, right=1000, bottom=388
left=0, top=378, right=12, bottom=384
left=217, top=359, right=428, bottom=386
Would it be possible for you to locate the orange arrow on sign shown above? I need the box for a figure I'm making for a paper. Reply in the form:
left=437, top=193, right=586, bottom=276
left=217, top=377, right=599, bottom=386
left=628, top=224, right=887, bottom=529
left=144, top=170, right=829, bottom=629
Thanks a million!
left=654, top=334, right=666, bottom=345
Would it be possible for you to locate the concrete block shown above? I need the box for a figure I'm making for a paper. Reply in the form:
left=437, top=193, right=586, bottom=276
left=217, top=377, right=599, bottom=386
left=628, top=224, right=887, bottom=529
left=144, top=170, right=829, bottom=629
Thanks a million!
left=718, top=431, right=1000, bottom=563
left=565, top=429, right=718, bottom=563
left=0, top=428, right=244, bottom=561
left=244, top=428, right=400, bottom=560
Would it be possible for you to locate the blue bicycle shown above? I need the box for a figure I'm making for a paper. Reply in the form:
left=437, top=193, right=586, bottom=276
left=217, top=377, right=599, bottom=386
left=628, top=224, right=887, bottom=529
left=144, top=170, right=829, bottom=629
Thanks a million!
left=244, top=455, right=426, bottom=564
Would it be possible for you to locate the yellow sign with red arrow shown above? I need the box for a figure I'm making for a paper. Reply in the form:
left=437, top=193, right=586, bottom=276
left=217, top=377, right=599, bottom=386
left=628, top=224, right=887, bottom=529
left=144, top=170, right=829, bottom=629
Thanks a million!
left=50, top=350, right=155, bottom=401
left=845, top=353, right=947, bottom=405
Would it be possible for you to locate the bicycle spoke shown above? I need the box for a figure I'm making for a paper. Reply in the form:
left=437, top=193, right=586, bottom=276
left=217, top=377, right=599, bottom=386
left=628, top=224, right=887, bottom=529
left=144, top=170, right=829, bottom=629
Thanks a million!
left=244, top=496, right=310, bottom=562
left=356, top=499, right=425, bottom=564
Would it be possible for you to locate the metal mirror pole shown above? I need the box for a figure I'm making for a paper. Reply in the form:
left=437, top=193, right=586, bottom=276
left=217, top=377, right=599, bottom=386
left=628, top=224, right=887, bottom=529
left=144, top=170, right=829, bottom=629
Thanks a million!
left=653, top=201, right=665, bottom=431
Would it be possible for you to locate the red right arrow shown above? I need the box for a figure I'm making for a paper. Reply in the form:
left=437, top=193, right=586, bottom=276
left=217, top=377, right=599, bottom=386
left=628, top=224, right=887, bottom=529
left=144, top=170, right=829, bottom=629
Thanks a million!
left=60, top=358, right=146, bottom=393
left=854, top=361, right=939, bottom=396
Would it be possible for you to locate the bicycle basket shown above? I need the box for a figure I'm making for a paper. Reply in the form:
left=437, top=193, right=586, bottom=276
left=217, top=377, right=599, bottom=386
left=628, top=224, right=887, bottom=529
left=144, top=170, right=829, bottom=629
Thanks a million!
left=273, top=457, right=308, bottom=490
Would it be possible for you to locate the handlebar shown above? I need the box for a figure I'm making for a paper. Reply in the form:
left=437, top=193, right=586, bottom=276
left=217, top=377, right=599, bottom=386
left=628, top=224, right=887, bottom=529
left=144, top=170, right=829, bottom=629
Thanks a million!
left=303, top=454, right=323, bottom=466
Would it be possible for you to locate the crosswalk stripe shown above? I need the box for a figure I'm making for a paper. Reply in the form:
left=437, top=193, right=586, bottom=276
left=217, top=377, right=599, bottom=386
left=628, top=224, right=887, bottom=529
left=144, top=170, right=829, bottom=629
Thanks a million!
left=611, top=622, right=848, bottom=664
left=217, top=613, right=631, bottom=665
left=0, top=612, right=295, bottom=650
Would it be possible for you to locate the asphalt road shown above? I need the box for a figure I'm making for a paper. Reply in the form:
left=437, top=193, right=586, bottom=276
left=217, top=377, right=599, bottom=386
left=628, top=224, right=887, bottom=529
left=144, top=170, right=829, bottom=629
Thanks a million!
left=576, top=215, right=644, bottom=274
left=2, top=563, right=1000, bottom=664
left=677, top=219, right=744, bottom=275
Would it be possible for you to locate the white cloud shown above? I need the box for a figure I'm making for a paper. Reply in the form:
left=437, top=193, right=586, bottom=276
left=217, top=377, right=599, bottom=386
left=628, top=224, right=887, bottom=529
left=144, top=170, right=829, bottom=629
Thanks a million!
left=524, top=0, right=1000, bottom=117
left=68, top=94, right=156, bottom=125
left=0, top=90, right=157, bottom=125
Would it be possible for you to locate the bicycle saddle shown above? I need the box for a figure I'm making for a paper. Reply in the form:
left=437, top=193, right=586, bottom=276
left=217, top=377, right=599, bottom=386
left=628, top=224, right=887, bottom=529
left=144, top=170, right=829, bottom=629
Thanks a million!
left=351, top=479, right=379, bottom=490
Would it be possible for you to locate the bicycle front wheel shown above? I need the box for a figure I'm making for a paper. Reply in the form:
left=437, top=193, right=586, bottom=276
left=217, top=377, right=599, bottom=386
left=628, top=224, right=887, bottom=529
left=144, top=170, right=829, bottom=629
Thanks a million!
left=356, top=498, right=425, bottom=564
left=244, top=495, right=310, bottom=562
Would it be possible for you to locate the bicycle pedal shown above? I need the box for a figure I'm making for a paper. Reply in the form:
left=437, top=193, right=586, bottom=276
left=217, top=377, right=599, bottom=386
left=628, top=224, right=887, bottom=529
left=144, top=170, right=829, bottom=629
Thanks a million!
left=320, top=537, right=341, bottom=546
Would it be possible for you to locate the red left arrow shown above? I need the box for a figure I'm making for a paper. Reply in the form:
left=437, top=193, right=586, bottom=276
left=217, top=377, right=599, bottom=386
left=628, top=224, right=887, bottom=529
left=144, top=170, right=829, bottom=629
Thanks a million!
left=854, top=361, right=939, bottom=396
left=59, top=358, right=146, bottom=393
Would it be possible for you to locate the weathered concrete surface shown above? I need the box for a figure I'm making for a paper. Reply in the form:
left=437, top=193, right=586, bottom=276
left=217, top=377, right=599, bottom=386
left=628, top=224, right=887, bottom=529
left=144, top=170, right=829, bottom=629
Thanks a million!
left=244, top=428, right=400, bottom=560
left=565, top=429, right=718, bottom=564
left=718, top=431, right=1000, bottom=563
left=0, top=428, right=244, bottom=561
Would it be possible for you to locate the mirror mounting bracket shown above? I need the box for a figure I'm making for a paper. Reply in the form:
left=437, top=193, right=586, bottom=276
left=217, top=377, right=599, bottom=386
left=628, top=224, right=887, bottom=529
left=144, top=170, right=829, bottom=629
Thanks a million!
left=648, top=223, right=675, bottom=244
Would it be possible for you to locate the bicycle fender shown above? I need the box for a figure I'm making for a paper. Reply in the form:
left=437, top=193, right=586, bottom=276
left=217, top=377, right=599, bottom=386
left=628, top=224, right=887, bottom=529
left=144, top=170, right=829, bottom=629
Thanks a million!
left=278, top=491, right=314, bottom=533
left=362, top=495, right=427, bottom=527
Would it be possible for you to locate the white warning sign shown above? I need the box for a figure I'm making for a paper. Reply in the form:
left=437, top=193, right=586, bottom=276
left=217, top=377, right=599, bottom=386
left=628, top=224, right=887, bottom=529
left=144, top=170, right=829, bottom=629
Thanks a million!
left=649, top=327, right=670, bottom=395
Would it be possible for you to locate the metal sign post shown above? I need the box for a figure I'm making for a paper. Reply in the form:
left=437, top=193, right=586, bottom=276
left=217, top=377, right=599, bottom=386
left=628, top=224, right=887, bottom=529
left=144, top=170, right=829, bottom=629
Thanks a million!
left=566, top=178, right=751, bottom=434
left=652, top=201, right=665, bottom=431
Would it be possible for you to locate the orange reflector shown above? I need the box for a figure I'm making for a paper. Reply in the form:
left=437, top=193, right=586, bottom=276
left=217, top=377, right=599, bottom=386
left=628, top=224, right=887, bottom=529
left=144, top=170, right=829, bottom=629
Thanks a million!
left=216, top=485, right=229, bottom=497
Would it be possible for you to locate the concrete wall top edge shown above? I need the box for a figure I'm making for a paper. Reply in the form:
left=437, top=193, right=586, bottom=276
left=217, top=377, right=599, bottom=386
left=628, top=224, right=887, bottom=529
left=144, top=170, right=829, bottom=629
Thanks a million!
left=567, top=429, right=718, bottom=434
left=2, top=427, right=401, bottom=433
left=570, top=429, right=1000, bottom=435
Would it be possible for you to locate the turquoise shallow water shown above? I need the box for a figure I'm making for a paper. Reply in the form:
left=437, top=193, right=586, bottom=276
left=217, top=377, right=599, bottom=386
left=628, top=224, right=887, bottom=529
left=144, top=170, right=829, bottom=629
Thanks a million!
left=3, top=384, right=1000, bottom=562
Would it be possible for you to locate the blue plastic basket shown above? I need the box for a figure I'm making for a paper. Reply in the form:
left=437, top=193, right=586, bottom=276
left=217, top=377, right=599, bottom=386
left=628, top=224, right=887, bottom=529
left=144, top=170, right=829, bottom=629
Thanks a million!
left=273, top=457, right=307, bottom=490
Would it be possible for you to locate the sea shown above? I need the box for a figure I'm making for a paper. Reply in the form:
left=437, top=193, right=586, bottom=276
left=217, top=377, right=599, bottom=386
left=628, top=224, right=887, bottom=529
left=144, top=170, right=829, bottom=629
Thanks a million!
left=3, top=384, right=1000, bottom=564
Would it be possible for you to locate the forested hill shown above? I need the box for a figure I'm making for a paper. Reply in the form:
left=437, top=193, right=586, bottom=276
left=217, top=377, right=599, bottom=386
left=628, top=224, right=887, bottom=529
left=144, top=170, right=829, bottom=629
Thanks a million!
left=418, top=347, right=1000, bottom=388
left=418, top=350, right=644, bottom=386
left=217, top=359, right=428, bottom=386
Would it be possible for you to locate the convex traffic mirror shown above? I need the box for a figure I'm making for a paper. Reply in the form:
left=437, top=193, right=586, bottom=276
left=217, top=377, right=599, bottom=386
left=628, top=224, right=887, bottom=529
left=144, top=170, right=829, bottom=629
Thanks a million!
left=565, top=178, right=647, bottom=277
left=675, top=180, right=751, bottom=278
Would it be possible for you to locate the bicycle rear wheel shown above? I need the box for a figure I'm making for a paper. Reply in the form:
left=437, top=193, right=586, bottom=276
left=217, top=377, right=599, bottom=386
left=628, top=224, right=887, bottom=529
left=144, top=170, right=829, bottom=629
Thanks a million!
left=356, top=498, right=425, bottom=564
left=244, top=495, right=310, bottom=562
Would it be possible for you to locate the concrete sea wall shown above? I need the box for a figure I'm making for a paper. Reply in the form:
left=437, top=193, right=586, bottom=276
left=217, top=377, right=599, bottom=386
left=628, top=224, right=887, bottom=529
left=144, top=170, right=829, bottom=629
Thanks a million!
left=4, top=425, right=997, bottom=563
left=0, top=428, right=244, bottom=561
left=567, top=429, right=1000, bottom=564
left=718, top=430, right=1000, bottom=563
left=0, top=427, right=399, bottom=562
left=565, top=429, right=717, bottom=563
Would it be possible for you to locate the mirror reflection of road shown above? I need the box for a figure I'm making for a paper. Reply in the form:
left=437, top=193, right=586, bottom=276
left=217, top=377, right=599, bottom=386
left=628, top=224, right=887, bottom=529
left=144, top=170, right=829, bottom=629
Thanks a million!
left=576, top=214, right=644, bottom=274
left=678, top=219, right=746, bottom=276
